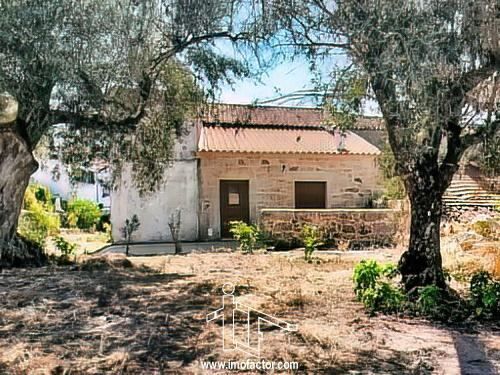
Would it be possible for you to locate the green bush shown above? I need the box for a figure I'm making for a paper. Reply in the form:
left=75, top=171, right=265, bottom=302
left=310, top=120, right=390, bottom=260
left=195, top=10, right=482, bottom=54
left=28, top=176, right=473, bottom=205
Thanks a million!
left=353, top=260, right=383, bottom=297
left=472, top=220, right=499, bottom=240
left=353, top=260, right=404, bottom=313
left=229, top=221, right=260, bottom=254
left=301, top=224, right=323, bottom=261
left=360, top=281, right=405, bottom=313
left=18, top=184, right=60, bottom=249
left=24, top=183, right=55, bottom=211
left=54, top=236, right=77, bottom=256
left=67, top=199, right=101, bottom=230
left=416, top=285, right=444, bottom=316
left=469, top=271, right=500, bottom=319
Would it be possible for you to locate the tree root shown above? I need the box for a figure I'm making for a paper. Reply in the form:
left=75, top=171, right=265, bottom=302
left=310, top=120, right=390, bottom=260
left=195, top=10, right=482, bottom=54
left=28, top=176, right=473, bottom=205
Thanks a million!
left=0, top=235, right=47, bottom=268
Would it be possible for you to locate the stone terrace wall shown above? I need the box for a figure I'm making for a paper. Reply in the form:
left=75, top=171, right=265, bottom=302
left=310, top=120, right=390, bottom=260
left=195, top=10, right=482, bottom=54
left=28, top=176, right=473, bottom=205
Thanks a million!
left=260, top=208, right=402, bottom=249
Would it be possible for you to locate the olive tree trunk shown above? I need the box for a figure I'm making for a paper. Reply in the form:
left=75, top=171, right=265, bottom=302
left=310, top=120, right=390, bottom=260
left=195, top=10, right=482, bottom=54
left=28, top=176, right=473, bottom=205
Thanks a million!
left=398, top=164, right=448, bottom=293
left=0, top=129, right=45, bottom=267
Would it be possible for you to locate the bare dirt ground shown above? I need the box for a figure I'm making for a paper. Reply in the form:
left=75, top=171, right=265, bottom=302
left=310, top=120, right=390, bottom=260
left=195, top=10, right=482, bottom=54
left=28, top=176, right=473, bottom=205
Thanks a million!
left=0, top=247, right=499, bottom=374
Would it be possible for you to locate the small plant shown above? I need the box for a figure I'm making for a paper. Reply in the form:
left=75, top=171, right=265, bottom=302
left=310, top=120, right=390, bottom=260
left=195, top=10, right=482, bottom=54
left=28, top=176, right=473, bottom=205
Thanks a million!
left=301, top=224, right=323, bottom=261
left=416, top=285, right=443, bottom=316
left=469, top=271, right=500, bottom=319
left=103, top=223, right=113, bottom=243
left=360, top=281, right=405, bottom=313
left=54, top=236, right=77, bottom=263
left=121, top=214, right=140, bottom=256
left=353, top=260, right=382, bottom=298
left=229, top=221, right=260, bottom=254
left=67, top=199, right=101, bottom=230
left=168, top=209, right=182, bottom=254
left=353, top=260, right=404, bottom=314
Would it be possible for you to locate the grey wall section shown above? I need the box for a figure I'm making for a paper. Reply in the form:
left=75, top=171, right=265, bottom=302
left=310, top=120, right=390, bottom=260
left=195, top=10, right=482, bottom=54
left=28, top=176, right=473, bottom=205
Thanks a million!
left=111, top=122, right=200, bottom=242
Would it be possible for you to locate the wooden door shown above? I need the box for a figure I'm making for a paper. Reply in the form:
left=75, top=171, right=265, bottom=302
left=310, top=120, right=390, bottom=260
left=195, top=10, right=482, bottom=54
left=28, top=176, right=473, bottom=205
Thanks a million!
left=220, top=180, right=250, bottom=238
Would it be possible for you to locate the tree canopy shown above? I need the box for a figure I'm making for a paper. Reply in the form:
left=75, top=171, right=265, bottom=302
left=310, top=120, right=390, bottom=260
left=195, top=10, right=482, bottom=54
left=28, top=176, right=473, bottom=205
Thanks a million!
left=265, top=0, right=499, bottom=291
left=0, top=0, right=270, bottom=190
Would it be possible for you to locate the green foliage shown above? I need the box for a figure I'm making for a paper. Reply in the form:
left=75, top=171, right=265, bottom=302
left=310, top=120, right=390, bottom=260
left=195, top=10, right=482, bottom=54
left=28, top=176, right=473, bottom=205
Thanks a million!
left=360, top=281, right=405, bottom=314
left=18, top=184, right=60, bottom=249
left=478, top=132, right=500, bottom=177
left=24, top=183, right=55, bottom=212
left=472, top=220, right=499, bottom=240
left=323, top=71, right=368, bottom=132
left=353, top=260, right=383, bottom=297
left=54, top=236, right=77, bottom=257
left=416, top=285, right=443, bottom=316
left=103, top=223, right=113, bottom=243
left=469, top=271, right=500, bottom=319
left=229, top=221, right=260, bottom=254
left=67, top=199, right=101, bottom=230
left=353, top=260, right=403, bottom=313
left=378, top=144, right=406, bottom=200
left=301, top=225, right=323, bottom=261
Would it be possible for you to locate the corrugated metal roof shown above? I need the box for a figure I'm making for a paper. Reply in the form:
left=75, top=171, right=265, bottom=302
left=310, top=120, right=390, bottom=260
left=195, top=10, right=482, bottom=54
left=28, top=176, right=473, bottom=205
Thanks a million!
left=202, top=103, right=385, bottom=130
left=198, top=125, right=381, bottom=155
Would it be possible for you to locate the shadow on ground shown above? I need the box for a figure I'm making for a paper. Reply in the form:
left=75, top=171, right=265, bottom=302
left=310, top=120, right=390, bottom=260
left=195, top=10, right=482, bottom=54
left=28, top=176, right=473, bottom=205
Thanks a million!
left=0, top=264, right=219, bottom=373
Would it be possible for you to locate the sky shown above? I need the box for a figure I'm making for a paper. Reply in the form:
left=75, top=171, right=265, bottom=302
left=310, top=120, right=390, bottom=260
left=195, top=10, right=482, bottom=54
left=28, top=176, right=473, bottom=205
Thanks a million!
left=216, top=57, right=382, bottom=116
left=208, top=39, right=382, bottom=116
left=217, top=57, right=315, bottom=105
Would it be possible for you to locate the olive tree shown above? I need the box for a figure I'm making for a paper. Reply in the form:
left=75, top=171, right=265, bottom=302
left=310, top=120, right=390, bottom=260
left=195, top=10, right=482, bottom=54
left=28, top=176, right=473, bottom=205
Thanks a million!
left=272, top=0, right=499, bottom=292
left=0, top=0, right=267, bottom=266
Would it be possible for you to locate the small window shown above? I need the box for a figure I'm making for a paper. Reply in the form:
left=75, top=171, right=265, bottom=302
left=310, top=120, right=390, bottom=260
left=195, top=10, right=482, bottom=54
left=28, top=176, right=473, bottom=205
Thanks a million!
left=101, top=185, right=110, bottom=198
left=72, top=169, right=95, bottom=184
left=295, top=182, right=326, bottom=209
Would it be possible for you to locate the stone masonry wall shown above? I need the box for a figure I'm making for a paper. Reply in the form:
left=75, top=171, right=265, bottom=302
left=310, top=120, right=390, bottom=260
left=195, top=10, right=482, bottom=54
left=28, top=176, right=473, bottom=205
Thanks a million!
left=198, top=152, right=383, bottom=240
left=259, top=208, right=401, bottom=249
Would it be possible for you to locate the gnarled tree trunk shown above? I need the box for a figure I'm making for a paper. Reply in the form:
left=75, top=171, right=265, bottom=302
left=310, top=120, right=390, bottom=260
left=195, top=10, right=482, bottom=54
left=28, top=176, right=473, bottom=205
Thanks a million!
left=398, top=162, right=449, bottom=293
left=0, top=125, right=45, bottom=267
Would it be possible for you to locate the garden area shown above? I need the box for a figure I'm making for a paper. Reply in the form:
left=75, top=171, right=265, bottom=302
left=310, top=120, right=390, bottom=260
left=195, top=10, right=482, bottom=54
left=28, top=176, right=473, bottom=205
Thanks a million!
left=17, top=183, right=111, bottom=261
left=1, top=193, right=499, bottom=373
left=0, top=244, right=498, bottom=373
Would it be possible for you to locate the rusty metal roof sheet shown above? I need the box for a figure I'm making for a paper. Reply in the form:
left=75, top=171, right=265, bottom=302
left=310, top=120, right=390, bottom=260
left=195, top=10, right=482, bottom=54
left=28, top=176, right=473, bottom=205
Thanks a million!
left=198, top=125, right=381, bottom=155
left=202, top=103, right=385, bottom=130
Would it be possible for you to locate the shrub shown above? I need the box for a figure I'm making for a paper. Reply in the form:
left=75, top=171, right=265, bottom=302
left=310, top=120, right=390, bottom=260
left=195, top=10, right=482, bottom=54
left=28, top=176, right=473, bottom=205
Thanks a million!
left=301, top=224, right=323, bottom=261
left=18, top=185, right=60, bottom=249
left=67, top=199, right=101, bottom=230
left=472, top=220, right=499, bottom=240
left=229, top=221, right=260, bottom=254
left=353, top=260, right=383, bottom=297
left=469, top=271, right=500, bottom=319
left=121, top=214, right=140, bottom=256
left=54, top=236, right=77, bottom=260
left=416, top=285, right=443, bottom=316
left=103, top=223, right=113, bottom=243
left=360, top=281, right=405, bottom=313
left=353, top=260, right=404, bottom=313
left=24, top=183, right=55, bottom=211
left=97, top=212, right=111, bottom=232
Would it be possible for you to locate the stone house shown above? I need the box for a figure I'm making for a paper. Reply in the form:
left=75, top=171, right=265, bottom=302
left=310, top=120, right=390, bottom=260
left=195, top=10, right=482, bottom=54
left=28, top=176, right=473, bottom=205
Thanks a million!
left=111, top=104, right=388, bottom=242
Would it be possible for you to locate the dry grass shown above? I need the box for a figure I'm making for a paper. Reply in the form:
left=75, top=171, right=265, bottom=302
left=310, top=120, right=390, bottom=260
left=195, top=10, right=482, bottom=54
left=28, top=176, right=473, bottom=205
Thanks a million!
left=0, top=249, right=499, bottom=374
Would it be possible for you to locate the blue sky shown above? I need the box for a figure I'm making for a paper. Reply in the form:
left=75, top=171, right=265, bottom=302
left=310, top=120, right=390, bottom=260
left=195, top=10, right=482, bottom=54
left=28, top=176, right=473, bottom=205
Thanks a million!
left=216, top=57, right=382, bottom=116
left=218, top=57, right=315, bottom=105
left=211, top=40, right=381, bottom=115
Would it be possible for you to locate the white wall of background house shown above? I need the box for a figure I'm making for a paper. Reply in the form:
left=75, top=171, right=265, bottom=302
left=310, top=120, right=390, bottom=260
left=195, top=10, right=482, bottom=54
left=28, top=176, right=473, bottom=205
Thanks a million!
left=32, top=159, right=111, bottom=208
left=110, top=121, right=199, bottom=242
